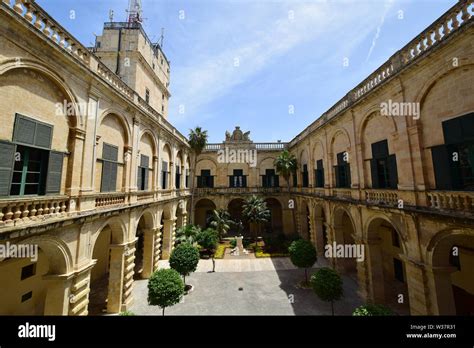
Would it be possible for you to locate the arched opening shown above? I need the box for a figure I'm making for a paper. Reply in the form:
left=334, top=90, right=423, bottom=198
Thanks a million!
left=194, top=199, right=217, bottom=229
left=228, top=199, right=248, bottom=236
left=430, top=231, right=474, bottom=315
left=332, top=208, right=357, bottom=275
left=366, top=218, right=410, bottom=315
left=134, top=212, right=154, bottom=279
left=263, top=198, right=283, bottom=234
left=89, top=220, right=125, bottom=315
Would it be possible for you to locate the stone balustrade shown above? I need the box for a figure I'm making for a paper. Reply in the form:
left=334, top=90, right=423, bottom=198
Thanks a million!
left=203, top=142, right=288, bottom=152
left=332, top=188, right=352, bottom=200
left=0, top=196, right=69, bottom=227
left=289, top=0, right=474, bottom=148
left=426, top=191, right=474, bottom=213
left=365, top=189, right=399, bottom=206
left=195, top=187, right=282, bottom=196
left=95, top=193, right=127, bottom=208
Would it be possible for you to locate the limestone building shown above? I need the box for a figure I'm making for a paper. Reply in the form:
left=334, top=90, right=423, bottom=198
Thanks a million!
left=0, top=0, right=473, bottom=316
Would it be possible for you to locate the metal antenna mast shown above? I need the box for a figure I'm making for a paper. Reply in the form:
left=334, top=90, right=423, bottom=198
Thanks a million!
left=127, top=0, right=143, bottom=24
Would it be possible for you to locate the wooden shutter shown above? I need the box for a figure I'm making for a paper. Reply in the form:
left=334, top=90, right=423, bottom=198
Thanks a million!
left=13, top=115, right=53, bottom=149
left=431, top=145, right=452, bottom=190
left=442, top=118, right=462, bottom=145
left=137, top=167, right=142, bottom=190
left=370, top=159, right=379, bottom=189
left=334, top=166, right=340, bottom=188
left=101, top=143, right=118, bottom=192
left=46, top=151, right=64, bottom=194
left=0, top=141, right=15, bottom=196
left=388, top=154, right=398, bottom=189
left=371, top=140, right=389, bottom=159
left=101, top=161, right=111, bottom=192
left=346, top=165, right=351, bottom=187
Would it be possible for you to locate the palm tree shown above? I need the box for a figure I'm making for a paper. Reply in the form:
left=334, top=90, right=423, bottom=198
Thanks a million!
left=175, top=224, right=201, bottom=245
left=242, top=195, right=270, bottom=247
left=210, top=209, right=231, bottom=241
left=188, top=127, right=208, bottom=224
left=274, top=149, right=298, bottom=235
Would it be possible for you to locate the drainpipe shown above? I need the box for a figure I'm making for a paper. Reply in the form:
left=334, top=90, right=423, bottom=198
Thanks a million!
left=116, top=28, right=122, bottom=75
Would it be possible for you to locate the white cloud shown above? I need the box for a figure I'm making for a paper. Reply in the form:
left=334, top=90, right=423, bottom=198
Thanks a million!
left=169, top=0, right=397, bottom=125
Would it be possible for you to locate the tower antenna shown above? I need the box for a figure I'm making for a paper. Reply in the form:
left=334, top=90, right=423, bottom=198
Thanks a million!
left=126, top=0, right=143, bottom=24
left=159, top=27, right=165, bottom=48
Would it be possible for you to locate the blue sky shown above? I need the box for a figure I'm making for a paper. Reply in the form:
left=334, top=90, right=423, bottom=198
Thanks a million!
left=38, top=0, right=457, bottom=143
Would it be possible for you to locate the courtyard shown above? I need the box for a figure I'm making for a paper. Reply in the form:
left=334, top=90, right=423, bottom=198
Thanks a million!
left=130, top=258, right=363, bottom=315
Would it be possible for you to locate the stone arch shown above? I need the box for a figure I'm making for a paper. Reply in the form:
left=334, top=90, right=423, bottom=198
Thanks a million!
left=134, top=209, right=155, bottom=280
left=365, top=216, right=411, bottom=314
left=0, top=58, right=81, bottom=127
left=425, top=228, right=474, bottom=315
left=194, top=198, right=217, bottom=229
left=331, top=205, right=357, bottom=275
left=160, top=203, right=177, bottom=259
left=139, top=129, right=158, bottom=157
left=264, top=197, right=283, bottom=234
left=313, top=203, right=328, bottom=257
left=228, top=198, right=248, bottom=235
left=298, top=198, right=311, bottom=240
left=98, top=109, right=131, bottom=146
left=18, top=235, right=73, bottom=275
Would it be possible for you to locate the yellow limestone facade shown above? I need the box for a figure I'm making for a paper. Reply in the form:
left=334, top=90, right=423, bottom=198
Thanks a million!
left=0, top=0, right=473, bottom=316
left=193, top=1, right=474, bottom=316
left=0, top=0, right=190, bottom=315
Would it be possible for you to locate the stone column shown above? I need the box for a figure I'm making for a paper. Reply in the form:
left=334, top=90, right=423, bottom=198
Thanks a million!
left=107, top=244, right=126, bottom=313
left=67, top=128, right=86, bottom=196
left=161, top=218, right=176, bottom=259
left=122, top=240, right=137, bottom=311
left=68, top=262, right=95, bottom=316
left=424, top=265, right=457, bottom=315
left=43, top=274, right=74, bottom=315
left=402, top=256, right=431, bottom=315
left=364, top=238, right=385, bottom=304
left=153, top=226, right=162, bottom=271
left=314, top=217, right=325, bottom=257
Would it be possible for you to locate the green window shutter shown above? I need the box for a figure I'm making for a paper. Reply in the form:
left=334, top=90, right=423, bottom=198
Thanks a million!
left=371, top=140, right=389, bottom=159
left=35, top=123, right=53, bottom=149
left=144, top=168, right=149, bottom=190
left=370, top=159, right=379, bottom=189
left=346, top=165, right=351, bottom=187
left=141, top=155, right=149, bottom=168
left=388, top=154, right=398, bottom=189
left=103, top=143, right=118, bottom=161
left=109, top=163, right=117, bottom=192
left=431, top=145, right=453, bottom=190
left=101, top=161, right=111, bottom=192
left=45, top=151, right=64, bottom=194
left=0, top=141, right=15, bottom=196
left=137, top=167, right=142, bottom=190
left=13, top=116, right=36, bottom=145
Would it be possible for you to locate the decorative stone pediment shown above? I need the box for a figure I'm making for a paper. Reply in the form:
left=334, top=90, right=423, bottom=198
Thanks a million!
left=224, top=126, right=252, bottom=143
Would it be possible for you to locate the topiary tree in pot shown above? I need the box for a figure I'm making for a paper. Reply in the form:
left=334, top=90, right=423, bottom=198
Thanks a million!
left=147, top=268, right=184, bottom=316
left=311, top=267, right=343, bottom=316
left=288, top=239, right=317, bottom=285
left=169, top=242, right=200, bottom=291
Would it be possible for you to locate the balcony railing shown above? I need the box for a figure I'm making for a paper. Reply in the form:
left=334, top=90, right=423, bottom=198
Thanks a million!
left=289, top=0, right=474, bottom=148
left=426, top=191, right=474, bottom=213
left=203, top=142, right=288, bottom=152
left=195, top=187, right=282, bottom=196
left=365, top=189, right=399, bottom=206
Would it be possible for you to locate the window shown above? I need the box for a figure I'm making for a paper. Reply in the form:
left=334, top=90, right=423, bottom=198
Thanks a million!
left=393, top=258, right=404, bottom=283
left=137, top=155, right=149, bottom=191
left=175, top=165, right=181, bottom=189
left=161, top=161, right=169, bottom=189
left=370, top=140, right=398, bottom=189
left=21, top=291, right=33, bottom=303
left=302, top=164, right=309, bottom=187
left=145, top=88, right=150, bottom=104
left=0, top=114, right=63, bottom=197
left=334, top=152, right=351, bottom=188
left=229, top=169, right=246, bottom=188
left=262, top=169, right=279, bottom=188
left=100, top=143, right=118, bottom=192
left=96, top=41, right=101, bottom=48
left=162, top=105, right=164, bottom=113
left=432, top=113, right=474, bottom=191
left=197, top=169, right=213, bottom=188
left=315, top=159, right=324, bottom=188
left=21, top=263, right=36, bottom=280
left=185, top=169, right=189, bottom=188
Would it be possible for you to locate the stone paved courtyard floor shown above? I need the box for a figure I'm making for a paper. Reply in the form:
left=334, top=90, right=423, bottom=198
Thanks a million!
left=130, top=258, right=363, bottom=315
